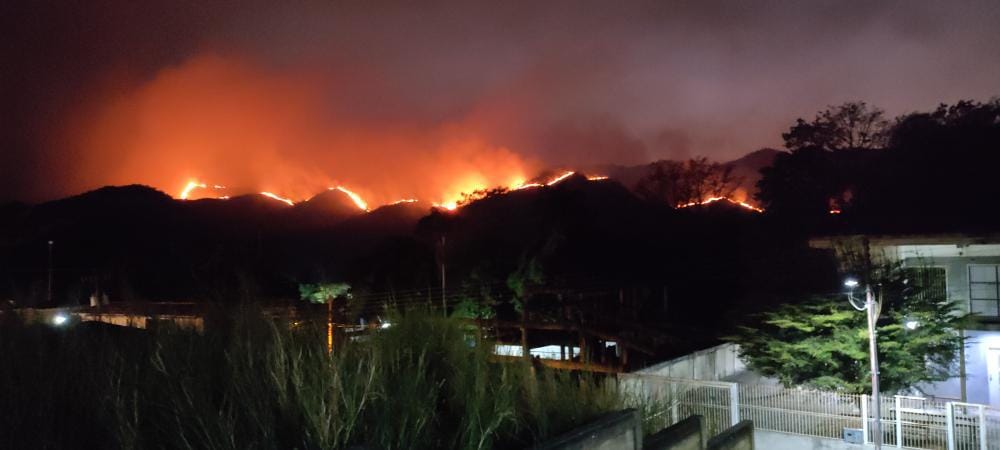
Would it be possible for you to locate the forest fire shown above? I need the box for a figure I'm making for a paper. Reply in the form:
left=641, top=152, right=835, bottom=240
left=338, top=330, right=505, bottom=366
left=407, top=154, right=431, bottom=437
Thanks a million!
left=171, top=170, right=615, bottom=213
left=677, top=196, right=764, bottom=213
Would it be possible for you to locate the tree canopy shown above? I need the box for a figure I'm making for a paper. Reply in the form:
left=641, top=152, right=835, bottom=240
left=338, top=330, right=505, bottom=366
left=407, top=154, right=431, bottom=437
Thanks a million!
left=731, top=264, right=967, bottom=393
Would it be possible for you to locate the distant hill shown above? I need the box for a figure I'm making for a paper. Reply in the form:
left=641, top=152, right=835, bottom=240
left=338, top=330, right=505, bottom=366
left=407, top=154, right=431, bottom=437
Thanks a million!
left=583, top=148, right=782, bottom=197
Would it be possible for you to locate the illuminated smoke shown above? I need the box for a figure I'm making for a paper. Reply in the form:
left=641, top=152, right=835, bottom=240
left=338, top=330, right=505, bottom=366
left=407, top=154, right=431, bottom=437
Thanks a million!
left=65, top=54, right=537, bottom=208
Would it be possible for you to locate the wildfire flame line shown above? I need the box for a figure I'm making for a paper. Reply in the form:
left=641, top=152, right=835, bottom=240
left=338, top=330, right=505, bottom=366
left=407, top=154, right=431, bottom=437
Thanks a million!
left=545, top=171, right=575, bottom=186
left=177, top=171, right=611, bottom=212
left=677, top=196, right=764, bottom=213
left=332, top=186, right=369, bottom=211
left=260, top=191, right=295, bottom=206
left=180, top=181, right=227, bottom=200
left=180, top=181, right=207, bottom=200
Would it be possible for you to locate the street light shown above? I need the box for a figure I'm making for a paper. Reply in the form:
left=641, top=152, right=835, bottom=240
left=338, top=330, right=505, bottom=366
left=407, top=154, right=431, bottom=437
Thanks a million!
left=846, top=278, right=882, bottom=449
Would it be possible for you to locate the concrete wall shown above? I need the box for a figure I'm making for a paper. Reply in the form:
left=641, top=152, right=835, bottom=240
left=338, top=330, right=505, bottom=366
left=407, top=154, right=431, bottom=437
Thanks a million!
left=534, top=409, right=642, bottom=450
left=706, top=420, right=753, bottom=450
left=754, top=430, right=873, bottom=450
left=638, top=343, right=745, bottom=381
left=644, top=415, right=703, bottom=450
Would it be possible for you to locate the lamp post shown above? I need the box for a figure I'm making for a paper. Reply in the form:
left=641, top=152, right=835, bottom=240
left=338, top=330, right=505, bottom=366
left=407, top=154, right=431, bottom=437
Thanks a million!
left=47, top=240, right=54, bottom=305
left=846, top=278, right=882, bottom=449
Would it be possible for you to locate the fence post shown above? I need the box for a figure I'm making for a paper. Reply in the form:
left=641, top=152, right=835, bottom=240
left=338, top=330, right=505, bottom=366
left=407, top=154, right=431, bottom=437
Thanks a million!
left=670, top=382, right=678, bottom=425
left=946, top=402, right=956, bottom=450
left=979, top=405, right=987, bottom=450
left=862, top=395, right=870, bottom=444
left=728, top=383, right=739, bottom=427
left=895, top=395, right=903, bottom=448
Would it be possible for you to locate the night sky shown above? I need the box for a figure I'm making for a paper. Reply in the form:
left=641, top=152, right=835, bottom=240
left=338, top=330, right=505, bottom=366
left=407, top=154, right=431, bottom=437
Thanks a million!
left=2, top=0, right=998, bottom=203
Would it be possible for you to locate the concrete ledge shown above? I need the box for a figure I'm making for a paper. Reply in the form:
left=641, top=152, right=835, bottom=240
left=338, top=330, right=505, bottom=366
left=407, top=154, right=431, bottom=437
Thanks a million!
left=707, top=420, right=753, bottom=450
left=644, top=415, right=703, bottom=450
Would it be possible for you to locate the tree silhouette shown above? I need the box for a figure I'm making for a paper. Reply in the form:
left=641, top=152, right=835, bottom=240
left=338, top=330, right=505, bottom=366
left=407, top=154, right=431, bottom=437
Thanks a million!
left=783, top=101, right=889, bottom=152
left=635, top=157, right=740, bottom=206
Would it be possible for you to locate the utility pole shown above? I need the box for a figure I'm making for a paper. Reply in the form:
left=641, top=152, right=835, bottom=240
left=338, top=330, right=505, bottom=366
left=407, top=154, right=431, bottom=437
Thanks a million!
left=47, top=240, right=53, bottom=305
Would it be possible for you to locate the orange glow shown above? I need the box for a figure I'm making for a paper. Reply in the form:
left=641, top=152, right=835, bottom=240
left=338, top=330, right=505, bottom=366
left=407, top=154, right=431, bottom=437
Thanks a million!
left=332, top=186, right=369, bottom=211
left=829, top=209, right=842, bottom=214
left=64, top=55, right=538, bottom=211
left=677, top=196, right=764, bottom=213
left=260, top=191, right=295, bottom=206
left=586, top=175, right=609, bottom=181
left=391, top=199, right=419, bottom=205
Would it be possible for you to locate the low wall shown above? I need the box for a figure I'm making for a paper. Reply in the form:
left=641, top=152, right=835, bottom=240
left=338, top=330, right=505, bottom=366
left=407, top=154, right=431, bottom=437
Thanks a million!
left=637, top=343, right=744, bottom=381
left=644, top=415, right=703, bottom=450
left=707, top=420, right=753, bottom=450
left=753, top=430, right=871, bottom=450
left=533, top=409, right=642, bottom=450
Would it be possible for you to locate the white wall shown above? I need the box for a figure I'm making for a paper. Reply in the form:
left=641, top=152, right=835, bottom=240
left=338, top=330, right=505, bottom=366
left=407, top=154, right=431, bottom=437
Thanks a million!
left=637, top=343, right=745, bottom=380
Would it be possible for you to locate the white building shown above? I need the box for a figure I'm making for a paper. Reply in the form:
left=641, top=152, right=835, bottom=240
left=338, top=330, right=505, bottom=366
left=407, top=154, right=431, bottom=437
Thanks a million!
left=811, top=233, right=1000, bottom=406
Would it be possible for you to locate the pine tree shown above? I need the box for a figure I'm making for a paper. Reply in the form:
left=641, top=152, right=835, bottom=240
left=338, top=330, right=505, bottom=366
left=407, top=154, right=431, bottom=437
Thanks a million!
left=731, top=264, right=967, bottom=393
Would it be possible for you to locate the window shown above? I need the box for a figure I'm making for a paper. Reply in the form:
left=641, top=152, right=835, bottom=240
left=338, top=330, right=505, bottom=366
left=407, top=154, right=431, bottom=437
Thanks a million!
left=969, top=265, right=1000, bottom=317
left=903, top=267, right=947, bottom=302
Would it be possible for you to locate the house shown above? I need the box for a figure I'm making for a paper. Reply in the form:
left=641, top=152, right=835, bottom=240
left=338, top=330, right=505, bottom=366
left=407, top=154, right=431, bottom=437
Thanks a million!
left=810, top=233, right=1000, bottom=405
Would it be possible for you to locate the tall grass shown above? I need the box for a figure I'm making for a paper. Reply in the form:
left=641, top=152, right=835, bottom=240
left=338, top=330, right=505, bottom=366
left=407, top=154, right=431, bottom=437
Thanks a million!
left=0, top=308, right=655, bottom=449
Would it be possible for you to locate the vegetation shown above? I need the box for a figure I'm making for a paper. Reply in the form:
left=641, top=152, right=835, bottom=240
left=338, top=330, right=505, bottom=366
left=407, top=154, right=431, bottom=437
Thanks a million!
left=635, top=156, right=741, bottom=206
left=757, top=99, right=1000, bottom=224
left=0, top=309, right=654, bottom=449
left=731, top=264, right=968, bottom=393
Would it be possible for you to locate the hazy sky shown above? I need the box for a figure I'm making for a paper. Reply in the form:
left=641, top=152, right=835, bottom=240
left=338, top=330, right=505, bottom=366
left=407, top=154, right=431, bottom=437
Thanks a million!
left=2, top=0, right=998, bottom=202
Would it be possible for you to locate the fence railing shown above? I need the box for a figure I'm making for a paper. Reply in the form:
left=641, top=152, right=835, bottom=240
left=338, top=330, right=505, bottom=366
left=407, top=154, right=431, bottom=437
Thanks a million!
left=619, top=373, right=1000, bottom=450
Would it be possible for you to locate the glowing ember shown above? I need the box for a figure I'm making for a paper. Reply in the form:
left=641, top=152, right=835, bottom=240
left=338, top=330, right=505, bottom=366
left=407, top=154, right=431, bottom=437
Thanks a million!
left=260, top=191, right=295, bottom=206
left=829, top=209, right=842, bottom=214
left=332, top=186, right=369, bottom=211
left=391, top=199, right=419, bottom=205
left=586, top=175, right=609, bottom=181
left=677, top=196, right=764, bottom=213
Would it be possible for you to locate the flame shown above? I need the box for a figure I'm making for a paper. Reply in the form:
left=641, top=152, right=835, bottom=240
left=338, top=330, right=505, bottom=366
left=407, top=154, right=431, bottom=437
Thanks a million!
left=433, top=201, right=459, bottom=211
left=332, top=186, right=369, bottom=211
left=829, top=209, right=842, bottom=214
left=677, top=196, right=764, bottom=213
left=546, top=171, right=575, bottom=186
left=173, top=170, right=612, bottom=212
left=260, top=191, right=295, bottom=206
left=179, top=180, right=229, bottom=200
left=180, top=181, right=206, bottom=200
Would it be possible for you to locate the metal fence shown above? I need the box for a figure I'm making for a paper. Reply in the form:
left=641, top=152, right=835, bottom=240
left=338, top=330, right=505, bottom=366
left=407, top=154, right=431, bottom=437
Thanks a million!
left=619, top=373, right=1000, bottom=450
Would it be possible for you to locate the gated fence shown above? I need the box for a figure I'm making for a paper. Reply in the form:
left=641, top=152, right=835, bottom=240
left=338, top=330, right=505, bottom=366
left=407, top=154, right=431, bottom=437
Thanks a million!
left=619, top=373, right=1000, bottom=449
